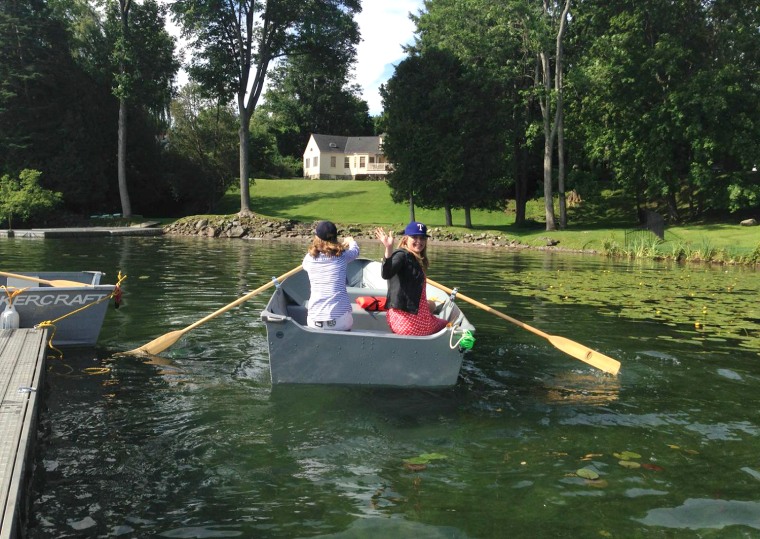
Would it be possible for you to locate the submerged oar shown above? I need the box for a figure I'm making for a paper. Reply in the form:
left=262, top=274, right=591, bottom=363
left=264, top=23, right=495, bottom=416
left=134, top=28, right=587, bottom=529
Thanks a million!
left=0, top=270, right=89, bottom=288
left=126, top=265, right=302, bottom=356
left=426, top=278, right=621, bottom=375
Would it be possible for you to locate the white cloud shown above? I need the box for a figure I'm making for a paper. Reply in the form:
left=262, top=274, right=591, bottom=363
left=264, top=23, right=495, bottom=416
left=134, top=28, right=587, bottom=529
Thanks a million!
left=353, top=1, right=423, bottom=116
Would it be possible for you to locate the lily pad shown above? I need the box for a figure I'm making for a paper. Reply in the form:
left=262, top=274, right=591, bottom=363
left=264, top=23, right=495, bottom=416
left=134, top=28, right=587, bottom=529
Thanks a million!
left=576, top=468, right=600, bottom=480
left=613, top=451, right=642, bottom=460
left=418, top=452, right=448, bottom=461
left=403, top=452, right=448, bottom=466
left=618, top=460, right=641, bottom=469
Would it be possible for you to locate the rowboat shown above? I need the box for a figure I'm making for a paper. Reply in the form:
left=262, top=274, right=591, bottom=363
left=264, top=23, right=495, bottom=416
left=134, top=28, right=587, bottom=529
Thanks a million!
left=0, top=271, right=116, bottom=346
left=260, top=259, right=475, bottom=387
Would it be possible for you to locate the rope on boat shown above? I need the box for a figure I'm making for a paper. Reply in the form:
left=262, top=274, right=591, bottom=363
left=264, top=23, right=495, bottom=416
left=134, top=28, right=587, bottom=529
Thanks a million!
left=28, top=271, right=128, bottom=359
left=449, top=325, right=475, bottom=350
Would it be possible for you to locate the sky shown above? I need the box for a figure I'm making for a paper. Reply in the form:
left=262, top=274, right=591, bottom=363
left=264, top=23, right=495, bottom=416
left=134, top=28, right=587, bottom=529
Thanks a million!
left=353, top=0, right=424, bottom=116
left=169, top=1, right=423, bottom=117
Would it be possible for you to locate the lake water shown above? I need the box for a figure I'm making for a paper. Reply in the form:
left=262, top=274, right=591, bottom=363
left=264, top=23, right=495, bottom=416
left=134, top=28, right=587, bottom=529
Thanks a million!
left=2, top=236, right=759, bottom=538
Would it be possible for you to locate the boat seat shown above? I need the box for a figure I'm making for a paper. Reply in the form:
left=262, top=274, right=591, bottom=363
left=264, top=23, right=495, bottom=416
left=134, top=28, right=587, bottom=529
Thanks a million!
left=284, top=303, right=388, bottom=332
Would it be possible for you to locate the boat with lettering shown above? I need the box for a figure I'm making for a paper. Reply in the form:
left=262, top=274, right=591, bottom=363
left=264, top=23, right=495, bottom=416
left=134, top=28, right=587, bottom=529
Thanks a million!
left=260, top=259, right=475, bottom=387
left=0, top=271, right=118, bottom=346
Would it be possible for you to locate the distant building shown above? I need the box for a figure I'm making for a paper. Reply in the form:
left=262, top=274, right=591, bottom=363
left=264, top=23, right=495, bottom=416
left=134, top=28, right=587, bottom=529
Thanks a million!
left=303, top=134, right=390, bottom=180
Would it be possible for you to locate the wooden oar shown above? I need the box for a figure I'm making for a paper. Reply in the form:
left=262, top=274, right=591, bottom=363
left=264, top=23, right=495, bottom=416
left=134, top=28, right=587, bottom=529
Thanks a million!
left=126, top=265, right=303, bottom=356
left=0, top=270, right=89, bottom=288
left=426, top=278, right=621, bottom=375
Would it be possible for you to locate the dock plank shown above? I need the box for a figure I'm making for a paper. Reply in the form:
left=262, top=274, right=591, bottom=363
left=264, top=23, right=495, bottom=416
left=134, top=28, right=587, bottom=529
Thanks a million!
left=0, top=329, right=48, bottom=539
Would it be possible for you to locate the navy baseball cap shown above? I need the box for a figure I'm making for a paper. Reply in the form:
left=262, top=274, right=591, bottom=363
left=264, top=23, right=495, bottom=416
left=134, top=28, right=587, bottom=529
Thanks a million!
left=315, top=220, right=338, bottom=241
left=403, top=221, right=429, bottom=237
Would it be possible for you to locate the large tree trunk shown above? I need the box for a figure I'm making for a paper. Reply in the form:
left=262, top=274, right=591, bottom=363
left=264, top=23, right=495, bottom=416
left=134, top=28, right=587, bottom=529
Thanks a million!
left=238, top=113, right=252, bottom=215
left=556, top=0, right=570, bottom=229
left=539, top=52, right=556, bottom=231
left=117, top=98, right=131, bottom=218
left=444, top=205, right=452, bottom=226
left=408, top=194, right=415, bottom=222
left=116, top=0, right=132, bottom=218
left=464, top=206, right=472, bottom=228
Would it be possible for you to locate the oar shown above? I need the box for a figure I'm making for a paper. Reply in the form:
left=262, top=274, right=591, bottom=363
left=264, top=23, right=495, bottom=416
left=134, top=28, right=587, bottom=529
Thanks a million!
left=0, top=270, right=89, bottom=288
left=426, top=278, right=621, bottom=375
left=126, top=265, right=302, bottom=356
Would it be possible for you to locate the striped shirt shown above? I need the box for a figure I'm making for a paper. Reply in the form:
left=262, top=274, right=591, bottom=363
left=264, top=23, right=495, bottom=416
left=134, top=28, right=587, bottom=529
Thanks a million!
left=302, top=240, right=360, bottom=321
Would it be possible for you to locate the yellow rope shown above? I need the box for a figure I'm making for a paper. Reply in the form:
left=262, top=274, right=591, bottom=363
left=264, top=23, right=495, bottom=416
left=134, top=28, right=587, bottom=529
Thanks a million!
left=29, top=271, right=128, bottom=359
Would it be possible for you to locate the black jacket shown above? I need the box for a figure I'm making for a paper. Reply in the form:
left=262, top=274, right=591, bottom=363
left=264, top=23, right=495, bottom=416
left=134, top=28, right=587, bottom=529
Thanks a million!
left=381, top=249, right=425, bottom=314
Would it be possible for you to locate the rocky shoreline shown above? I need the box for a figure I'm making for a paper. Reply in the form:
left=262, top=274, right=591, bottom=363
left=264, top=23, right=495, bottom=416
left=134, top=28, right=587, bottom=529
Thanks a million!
left=162, top=214, right=597, bottom=253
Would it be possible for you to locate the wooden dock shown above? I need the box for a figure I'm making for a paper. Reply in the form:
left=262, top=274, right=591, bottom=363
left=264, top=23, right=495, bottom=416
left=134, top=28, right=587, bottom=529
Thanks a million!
left=0, top=329, right=48, bottom=539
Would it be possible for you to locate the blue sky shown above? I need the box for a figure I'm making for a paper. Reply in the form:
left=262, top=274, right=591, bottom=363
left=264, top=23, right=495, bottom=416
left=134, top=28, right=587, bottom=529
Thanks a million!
left=353, top=0, right=424, bottom=116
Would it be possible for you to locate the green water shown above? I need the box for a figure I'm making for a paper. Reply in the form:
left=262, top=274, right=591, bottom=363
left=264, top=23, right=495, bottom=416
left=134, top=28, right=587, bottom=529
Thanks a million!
left=2, top=236, right=759, bottom=538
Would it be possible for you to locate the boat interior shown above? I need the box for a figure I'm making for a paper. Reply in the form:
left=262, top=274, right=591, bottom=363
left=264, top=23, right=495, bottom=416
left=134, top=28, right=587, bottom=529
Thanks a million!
left=264, top=259, right=471, bottom=334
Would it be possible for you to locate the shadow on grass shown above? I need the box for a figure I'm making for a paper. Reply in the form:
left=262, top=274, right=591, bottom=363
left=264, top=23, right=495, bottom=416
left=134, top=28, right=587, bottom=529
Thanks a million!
left=216, top=190, right=370, bottom=218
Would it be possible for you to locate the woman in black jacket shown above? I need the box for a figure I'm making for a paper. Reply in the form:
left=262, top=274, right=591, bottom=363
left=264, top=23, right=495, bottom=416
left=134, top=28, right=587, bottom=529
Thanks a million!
left=375, top=222, right=448, bottom=336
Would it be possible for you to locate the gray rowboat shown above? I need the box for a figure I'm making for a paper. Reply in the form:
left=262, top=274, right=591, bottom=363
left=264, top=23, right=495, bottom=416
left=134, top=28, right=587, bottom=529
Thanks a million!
left=0, top=271, right=116, bottom=346
left=261, top=259, right=475, bottom=387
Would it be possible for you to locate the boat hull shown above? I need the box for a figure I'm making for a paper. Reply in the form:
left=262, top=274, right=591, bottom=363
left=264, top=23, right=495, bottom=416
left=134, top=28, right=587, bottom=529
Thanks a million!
left=261, top=259, right=475, bottom=387
left=0, top=272, right=114, bottom=346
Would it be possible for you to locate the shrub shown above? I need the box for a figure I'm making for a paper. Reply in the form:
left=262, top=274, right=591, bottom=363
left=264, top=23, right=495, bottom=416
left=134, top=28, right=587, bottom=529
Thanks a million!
left=0, top=169, right=63, bottom=229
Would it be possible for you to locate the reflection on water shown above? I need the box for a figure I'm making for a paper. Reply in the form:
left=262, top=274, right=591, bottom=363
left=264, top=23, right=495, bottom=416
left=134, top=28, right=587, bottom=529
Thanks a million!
left=537, top=371, right=621, bottom=406
left=1, top=237, right=759, bottom=537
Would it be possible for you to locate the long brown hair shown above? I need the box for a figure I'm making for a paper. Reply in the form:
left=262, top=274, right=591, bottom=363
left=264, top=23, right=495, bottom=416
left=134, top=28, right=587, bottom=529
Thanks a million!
left=397, top=236, right=429, bottom=271
left=308, top=237, right=346, bottom=258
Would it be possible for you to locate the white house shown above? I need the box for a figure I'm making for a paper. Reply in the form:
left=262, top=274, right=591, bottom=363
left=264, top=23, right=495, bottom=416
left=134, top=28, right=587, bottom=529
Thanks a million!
left=302, top=134, right=389, bottom=180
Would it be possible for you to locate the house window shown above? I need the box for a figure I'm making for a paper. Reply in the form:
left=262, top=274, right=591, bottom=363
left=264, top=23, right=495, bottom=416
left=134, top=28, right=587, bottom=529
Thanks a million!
left=360, top=157, right=366, bottom=168
left=344, top=157, right=350, bottom=168
left=331, top=156, right=336, bottom=167
left=314, top=156, right=318, bottom=167
left=305, top=158, right=310, bottom=168
left=369, top=157, right=375, bottom=164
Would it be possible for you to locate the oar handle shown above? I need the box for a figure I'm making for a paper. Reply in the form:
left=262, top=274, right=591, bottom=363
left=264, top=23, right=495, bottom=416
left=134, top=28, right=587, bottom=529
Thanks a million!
left=126, top=265, right=304, bottom=356
left=184, top=265, right=303, bottom=332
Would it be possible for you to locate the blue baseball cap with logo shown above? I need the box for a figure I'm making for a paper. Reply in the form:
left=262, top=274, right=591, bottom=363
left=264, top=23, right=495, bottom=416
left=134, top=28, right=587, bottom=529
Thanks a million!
left=403, top=221, right=430, bottom=237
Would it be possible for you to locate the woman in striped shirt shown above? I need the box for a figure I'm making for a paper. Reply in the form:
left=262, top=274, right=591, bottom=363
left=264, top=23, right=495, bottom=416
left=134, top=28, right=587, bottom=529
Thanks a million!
left=302, top=220, right=360, bottom=331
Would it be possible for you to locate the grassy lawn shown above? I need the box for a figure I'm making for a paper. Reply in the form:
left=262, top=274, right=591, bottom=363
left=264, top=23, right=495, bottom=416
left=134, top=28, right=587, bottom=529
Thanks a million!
left=213, top=179, right=759, bottom=259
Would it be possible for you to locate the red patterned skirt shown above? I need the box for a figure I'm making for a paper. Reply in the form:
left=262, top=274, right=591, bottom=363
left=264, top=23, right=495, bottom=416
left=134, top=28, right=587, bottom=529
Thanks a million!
left=386, top=286, right=449, bottom=336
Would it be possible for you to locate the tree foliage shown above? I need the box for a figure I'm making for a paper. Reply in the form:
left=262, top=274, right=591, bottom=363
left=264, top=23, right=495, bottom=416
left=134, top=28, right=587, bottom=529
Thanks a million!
left=262, top=53, right=374, bottom=161
left=171, top=0, right=362, bottom=214
left=569, top=0, right=760, bottom=221
left=0, top=169, right=62, bottom=229
left=381, top=48, right=508, bottom=228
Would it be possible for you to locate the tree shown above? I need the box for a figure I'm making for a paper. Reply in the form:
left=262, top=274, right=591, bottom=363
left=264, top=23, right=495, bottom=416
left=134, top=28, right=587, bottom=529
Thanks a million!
left=262, top=53, right=373, bottom=161
left=382, top=49, right=507, bottom=228
left=171, top=0, right=361, bottom=215
left=0, top=170, right=62, bottom=229
left=108, top=0, right=178, bottom=218
left=410, top=0, right=540, bottom=226
left=570, top=0, right=760, bottom=221
left=540, top=0, right=571, bottom=230
left=167, top=83, right=240, bottom=209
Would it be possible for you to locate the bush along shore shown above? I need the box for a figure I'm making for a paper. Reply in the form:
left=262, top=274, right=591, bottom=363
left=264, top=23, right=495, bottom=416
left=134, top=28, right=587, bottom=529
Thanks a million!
left=162, top=214, right=531, bottom=249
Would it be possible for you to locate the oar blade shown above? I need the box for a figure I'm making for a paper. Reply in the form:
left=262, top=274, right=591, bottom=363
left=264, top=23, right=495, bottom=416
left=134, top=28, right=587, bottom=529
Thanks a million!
left=125, top=329, right=186, bottom=356
left=547, top=335, right=621, bottom=375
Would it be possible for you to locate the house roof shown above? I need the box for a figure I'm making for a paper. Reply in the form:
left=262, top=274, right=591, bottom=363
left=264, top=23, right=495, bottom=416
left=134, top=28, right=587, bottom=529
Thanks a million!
left=310, top=134, right=383, bottom=155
